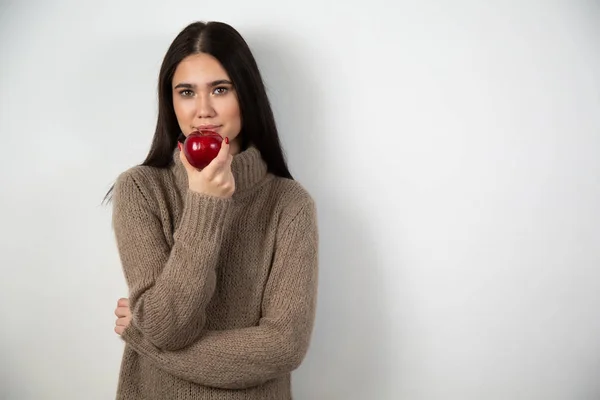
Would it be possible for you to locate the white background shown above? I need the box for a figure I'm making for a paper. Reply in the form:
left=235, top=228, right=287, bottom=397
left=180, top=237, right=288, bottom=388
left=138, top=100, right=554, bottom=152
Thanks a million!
left=1, top=1, right=599, bottom=399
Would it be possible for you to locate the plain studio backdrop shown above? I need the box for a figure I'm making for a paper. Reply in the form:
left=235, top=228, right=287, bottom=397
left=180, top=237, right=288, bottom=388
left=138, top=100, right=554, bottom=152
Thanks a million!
left=1, top=1, right=599, bottom=399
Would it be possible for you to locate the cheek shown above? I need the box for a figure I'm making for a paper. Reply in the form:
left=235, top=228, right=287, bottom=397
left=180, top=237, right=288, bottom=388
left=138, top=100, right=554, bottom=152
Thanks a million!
left=224, top=98, right=241, bottom=124
left=173, top=98, right=194, bottom=121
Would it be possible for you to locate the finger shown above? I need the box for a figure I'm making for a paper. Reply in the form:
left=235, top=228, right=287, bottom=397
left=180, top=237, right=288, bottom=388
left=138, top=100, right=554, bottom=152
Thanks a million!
left=115, top=306, right=131, bottom=317
left=116, top=317, right=130, bottom=326
left=215, top=137, right=230, bottom=163
left=179, top=145, right=196, bottom=173
left=203, top=138, right=230, bottom=179
left=117, top=298, right=129, bottom=307
left=114, top=304, right=124, bottom=316
left=225, top=153, right=234, bottom=170
left=115, top=325, right=124, bottom=335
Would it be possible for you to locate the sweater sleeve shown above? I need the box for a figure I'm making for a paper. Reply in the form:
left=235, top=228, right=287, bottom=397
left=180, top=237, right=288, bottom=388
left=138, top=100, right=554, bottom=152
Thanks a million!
left=112, top=171, right=231, bottom=351
left=120, top=199, right=319, bottom=389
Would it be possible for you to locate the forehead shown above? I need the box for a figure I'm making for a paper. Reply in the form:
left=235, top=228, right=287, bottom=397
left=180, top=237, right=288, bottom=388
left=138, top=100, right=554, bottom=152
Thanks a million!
left=172, top=53, right=230, bottom=84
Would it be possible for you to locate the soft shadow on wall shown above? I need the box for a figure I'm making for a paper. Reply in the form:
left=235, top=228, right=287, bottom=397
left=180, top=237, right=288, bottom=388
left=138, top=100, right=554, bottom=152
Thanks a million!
left=246, top=27, right=395, bottom=399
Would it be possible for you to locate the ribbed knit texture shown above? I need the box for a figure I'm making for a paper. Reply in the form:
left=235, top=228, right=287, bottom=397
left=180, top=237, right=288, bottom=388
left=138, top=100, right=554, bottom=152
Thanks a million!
left=111, top=145, right=318, bottom=399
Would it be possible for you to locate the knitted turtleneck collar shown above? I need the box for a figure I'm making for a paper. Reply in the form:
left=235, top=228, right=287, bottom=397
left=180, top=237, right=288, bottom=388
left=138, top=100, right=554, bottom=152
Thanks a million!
left=171, top=145, right=269, bottom=198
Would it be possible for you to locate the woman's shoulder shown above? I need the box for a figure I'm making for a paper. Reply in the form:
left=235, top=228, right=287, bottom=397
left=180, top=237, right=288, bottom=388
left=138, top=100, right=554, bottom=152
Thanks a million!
left=269, top=176, right=317, bottom=219
left=112, top=164, right=171, bottom=205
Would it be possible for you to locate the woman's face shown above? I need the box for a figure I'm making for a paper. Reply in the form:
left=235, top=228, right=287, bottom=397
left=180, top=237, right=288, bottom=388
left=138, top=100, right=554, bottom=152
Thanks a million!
left=172, top=52, right=242, bottom=154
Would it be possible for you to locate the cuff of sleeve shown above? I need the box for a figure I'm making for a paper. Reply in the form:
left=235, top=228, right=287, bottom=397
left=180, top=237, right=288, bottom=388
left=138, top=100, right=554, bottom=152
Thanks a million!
left=121, top=324, right=157, bottom=356
left=174, top=190, right=231, bottom=241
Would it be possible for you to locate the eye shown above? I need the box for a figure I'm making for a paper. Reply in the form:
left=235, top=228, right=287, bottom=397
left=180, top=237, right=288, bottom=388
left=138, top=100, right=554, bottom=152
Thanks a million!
left=213, top=86, right=229, bottom=95
left=179, top=89, right=194, bottom=97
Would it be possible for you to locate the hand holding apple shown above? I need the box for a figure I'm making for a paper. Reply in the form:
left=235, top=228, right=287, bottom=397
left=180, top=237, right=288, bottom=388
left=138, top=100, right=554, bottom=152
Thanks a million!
left=179, top=132, right=235, bottom=198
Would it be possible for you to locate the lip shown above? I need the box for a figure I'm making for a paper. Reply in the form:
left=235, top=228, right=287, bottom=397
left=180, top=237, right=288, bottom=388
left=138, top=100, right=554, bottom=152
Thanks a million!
left=193, top=125, right=221, bottom=132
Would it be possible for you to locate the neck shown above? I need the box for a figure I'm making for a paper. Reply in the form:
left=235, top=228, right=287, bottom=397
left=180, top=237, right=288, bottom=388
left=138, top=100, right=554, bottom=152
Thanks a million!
left=171, top=145, right=269, bottom=197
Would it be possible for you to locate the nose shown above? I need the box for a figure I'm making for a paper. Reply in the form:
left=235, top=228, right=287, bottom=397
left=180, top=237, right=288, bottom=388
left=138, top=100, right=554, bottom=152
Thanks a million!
left=195, top=93, right=215, bottom=119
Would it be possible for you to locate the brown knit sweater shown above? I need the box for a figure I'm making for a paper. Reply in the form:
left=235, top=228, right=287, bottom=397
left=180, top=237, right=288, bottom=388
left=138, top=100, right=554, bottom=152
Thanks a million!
left=110, top=145, right=318, bottom=399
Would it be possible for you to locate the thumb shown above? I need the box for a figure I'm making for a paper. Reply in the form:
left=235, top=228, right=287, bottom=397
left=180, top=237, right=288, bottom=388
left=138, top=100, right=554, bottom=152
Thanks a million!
left=221, top=137, right=233, bottom=169
left=215, top=136, right=230, bottom=164
left=178, top=143, right=196, bottom=173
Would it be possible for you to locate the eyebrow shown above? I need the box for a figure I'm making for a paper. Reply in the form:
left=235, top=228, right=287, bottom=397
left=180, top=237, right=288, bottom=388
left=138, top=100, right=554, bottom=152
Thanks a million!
left=173, top=80, right=233, bottom=90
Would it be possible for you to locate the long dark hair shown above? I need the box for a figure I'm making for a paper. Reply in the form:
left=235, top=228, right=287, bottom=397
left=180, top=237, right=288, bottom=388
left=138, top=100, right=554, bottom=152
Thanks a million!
left=104, top=21, right=292, bottom=203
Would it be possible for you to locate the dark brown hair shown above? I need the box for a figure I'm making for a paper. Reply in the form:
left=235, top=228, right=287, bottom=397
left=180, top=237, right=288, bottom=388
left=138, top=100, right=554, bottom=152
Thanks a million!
left=104, top=21, right=292, bottom=202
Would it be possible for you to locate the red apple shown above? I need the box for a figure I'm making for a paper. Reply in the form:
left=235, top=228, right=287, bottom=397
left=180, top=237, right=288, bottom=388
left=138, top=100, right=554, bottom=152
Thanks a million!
left=182, top=131, right=223, bottom=169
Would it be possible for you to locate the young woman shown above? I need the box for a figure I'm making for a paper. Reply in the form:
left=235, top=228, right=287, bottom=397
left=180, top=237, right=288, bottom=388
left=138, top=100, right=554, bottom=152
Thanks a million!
left=108, top=20, right=318, bottom=399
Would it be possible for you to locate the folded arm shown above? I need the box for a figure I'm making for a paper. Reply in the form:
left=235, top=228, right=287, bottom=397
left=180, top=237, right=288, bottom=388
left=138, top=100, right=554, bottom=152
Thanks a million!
left=122, top=199, right=319, bottom=389
left=112, top=171, right=230, bottom=351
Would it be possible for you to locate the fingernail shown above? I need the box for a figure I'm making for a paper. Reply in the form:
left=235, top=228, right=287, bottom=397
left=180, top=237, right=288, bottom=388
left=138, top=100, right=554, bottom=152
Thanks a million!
left=225, top=137, right=229, bottom=144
